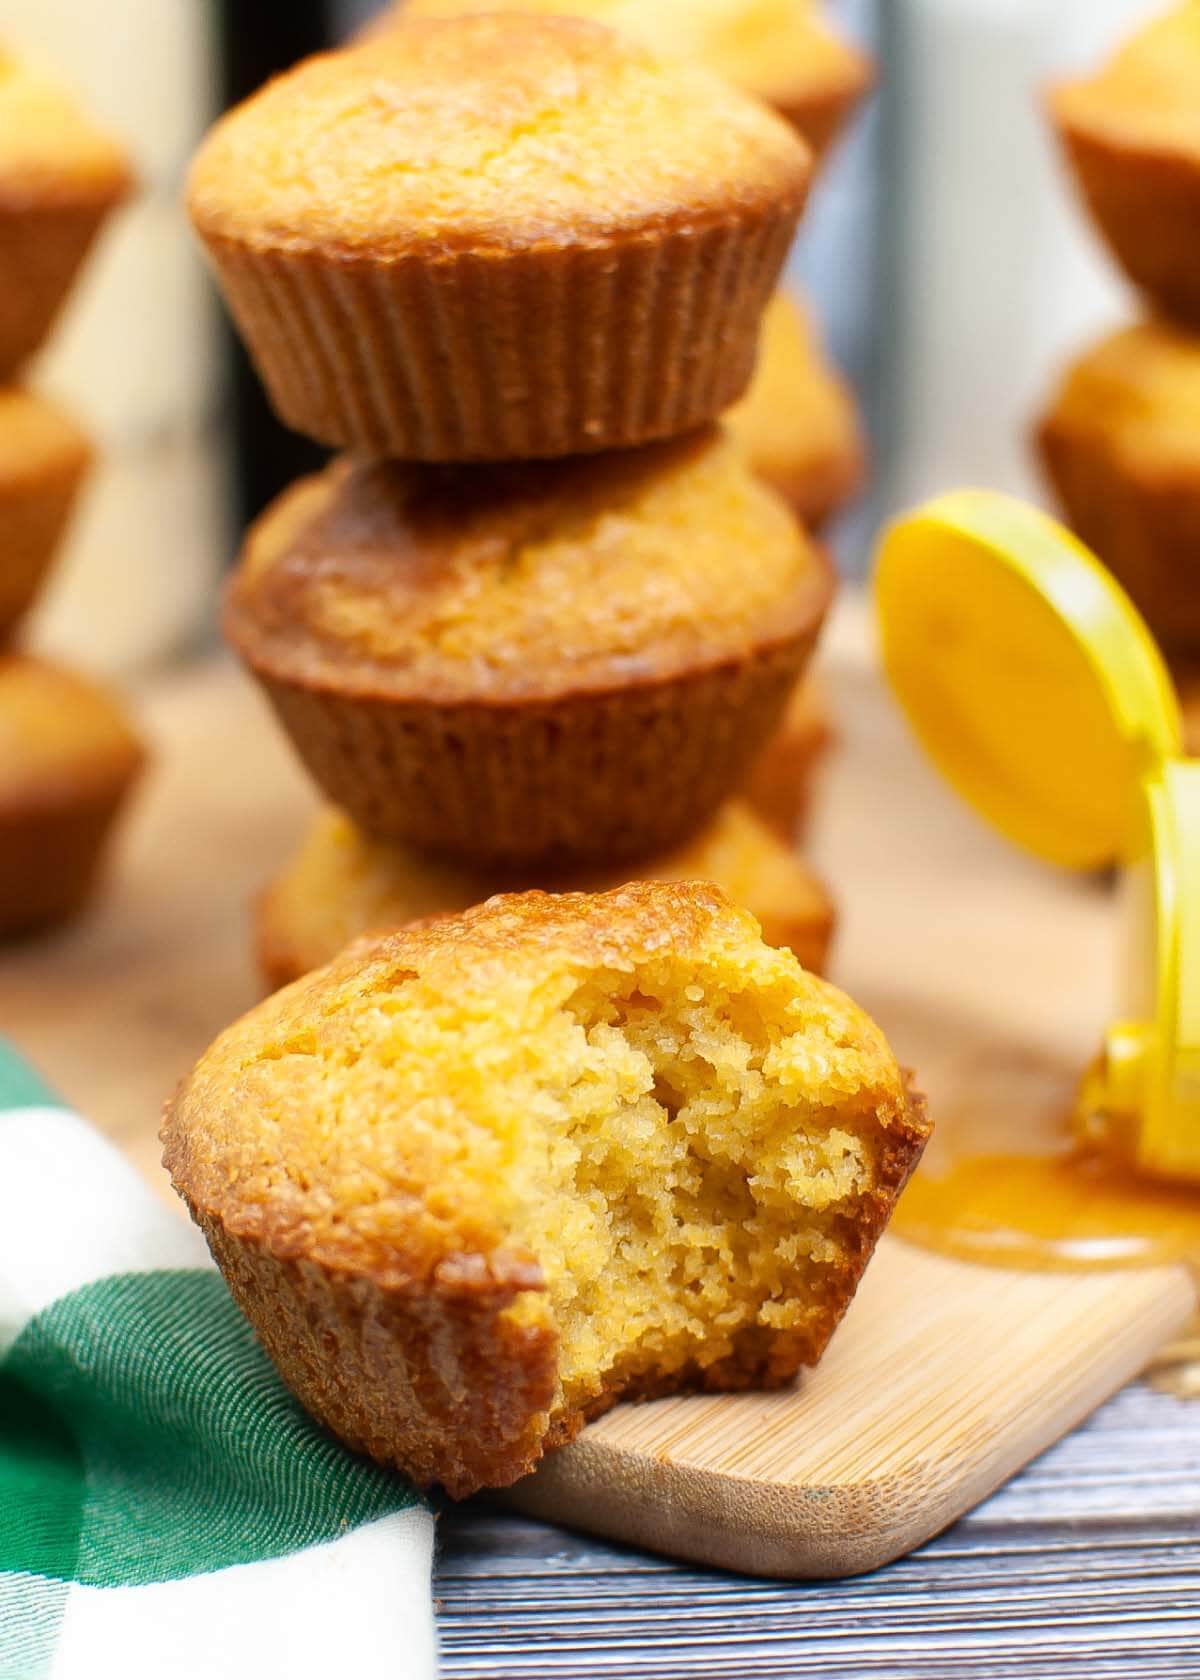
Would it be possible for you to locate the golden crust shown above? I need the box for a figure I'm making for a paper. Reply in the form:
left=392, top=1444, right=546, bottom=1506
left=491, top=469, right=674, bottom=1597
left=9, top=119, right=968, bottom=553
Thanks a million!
left=726, top=292, right=866, bottom=528
left=255, top=800, right=836, bottom=989
left=189, top=17, right=808, bottom=256
left=0, top=55, right=132, bottom=376
left=164, top=881, right=928, bottom=1496
left=227, top=431, right=826, bottom=701
left=196, top=1209, right=561, bottom=1495
left=375, top=0, right=873, bottom=166
left=0, top=390, right=92, bottom=638
left=188, top=17, right=808, bottom=459
left=227, top=433, right=833, bottom=863
left=0, top=655, right=145, bottom=938
left=1049, top=6, right=1200, bottom=325
left=1036, top=320, right=1200, bottom=651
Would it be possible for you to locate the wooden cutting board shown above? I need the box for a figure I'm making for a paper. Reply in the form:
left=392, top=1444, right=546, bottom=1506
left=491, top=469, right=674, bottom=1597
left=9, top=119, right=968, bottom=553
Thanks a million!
left=1, top=600, right=1194, bottom=1580
left=510, top=1243, right=1191, bottom=1577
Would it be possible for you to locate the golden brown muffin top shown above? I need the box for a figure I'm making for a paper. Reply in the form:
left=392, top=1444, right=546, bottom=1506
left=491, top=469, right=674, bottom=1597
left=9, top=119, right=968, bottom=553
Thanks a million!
left=0, top=51, right=133, bottom=209
left=187, top=15, right=810, bottom=256
left=0, top=655, right=144, bottom=812
left=1046, top=321, right=1200, bottom=475
left=0, top=388, right=92, bottom=494
left=164, top=879, right=917, bottom=1289
left=226, top=426, right=832, bottom=703
left=1050, top=6, right=1200, bottom=158
left=391, top=0, right=871, bottom=129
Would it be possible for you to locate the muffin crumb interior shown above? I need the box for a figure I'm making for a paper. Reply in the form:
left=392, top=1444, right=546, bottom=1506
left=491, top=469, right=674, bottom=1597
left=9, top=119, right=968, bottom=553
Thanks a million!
left=233, top=936, right=892, bottom=1419
left=517, top=956, right=882, bottom=1410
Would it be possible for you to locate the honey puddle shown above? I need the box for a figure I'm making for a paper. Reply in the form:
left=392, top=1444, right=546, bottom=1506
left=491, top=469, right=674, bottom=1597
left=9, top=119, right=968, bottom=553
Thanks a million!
left=892, top=1048, right=1200, bottom=1269
left=890, top=1048, right=1200, bottom=1392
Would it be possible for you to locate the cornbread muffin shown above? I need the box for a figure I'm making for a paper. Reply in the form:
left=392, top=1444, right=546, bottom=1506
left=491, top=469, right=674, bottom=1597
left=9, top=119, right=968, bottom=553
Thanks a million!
left=163, top=881, right=928, bottom=1496
left=726, top=292, right=865, bottom=529
left=0, top=52, right=133, bottom=376
left=1037, top=320, right=1200, bottom=651
left=0, top=654, right=144, bottom=938
left=187, top=15, right=810, bottom=461
left=225, top=427, right=834, bottom=866
left=742, top=676, right=832, bottom=840
left=257, top=801, right=836, bottom=989
left=0, top=389, right=92, bottom=640
left=379, top=0, right=874, bottom=165
left=1050, top=6, right=1200, bottom=327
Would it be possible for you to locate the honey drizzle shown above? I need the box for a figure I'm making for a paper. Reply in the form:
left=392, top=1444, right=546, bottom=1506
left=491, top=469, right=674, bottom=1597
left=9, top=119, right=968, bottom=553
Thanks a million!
left=890, top=1048, right=1200, bottom=1274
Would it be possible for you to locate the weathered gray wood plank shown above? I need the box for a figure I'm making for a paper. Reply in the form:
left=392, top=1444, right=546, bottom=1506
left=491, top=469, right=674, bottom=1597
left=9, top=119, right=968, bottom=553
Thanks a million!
left=435, top=1382, right=1200, bottom=1677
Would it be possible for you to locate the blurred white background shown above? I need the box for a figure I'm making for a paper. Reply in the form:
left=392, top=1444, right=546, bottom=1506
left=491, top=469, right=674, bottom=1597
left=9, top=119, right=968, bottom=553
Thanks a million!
left=2, top=0, right=226, bottom=672
left=883, top=0, right=1151, bottom=523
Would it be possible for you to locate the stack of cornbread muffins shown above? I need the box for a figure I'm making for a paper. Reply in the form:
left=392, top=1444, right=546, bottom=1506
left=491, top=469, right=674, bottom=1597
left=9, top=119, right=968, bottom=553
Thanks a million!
left=367, top=0, right=871, bottom=532
left=187, top=12, right=850, bottom=987
left=0, top=52, right=144, bottom=938
left=1038, top=3, right=1200, bottom=741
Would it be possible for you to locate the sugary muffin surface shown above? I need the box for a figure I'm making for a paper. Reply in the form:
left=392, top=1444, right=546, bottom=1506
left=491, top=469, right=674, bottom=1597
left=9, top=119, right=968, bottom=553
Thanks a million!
left=227, top=427, right=831, bottom=703
left=1051, top=6, right=1200, bottom=155
left=165, top=881, right=927, bottom=1494
left=0, top=51, right=131, bottom=205
left=187, top=15, right=809, bottom=255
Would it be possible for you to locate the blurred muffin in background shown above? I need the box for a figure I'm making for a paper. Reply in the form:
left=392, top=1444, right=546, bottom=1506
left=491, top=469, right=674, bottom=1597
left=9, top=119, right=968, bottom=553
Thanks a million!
left=0, top=655, right=144, bottom=938
left=1037, top=320, right=1200, bottom=654
left=1050, top=4, right=1200, bottom=328
left=0, top=50, right=132, bottom=376
left=0, top=389, right=91, bottom=641
left=742, top=675, right=833, bottom=841
left=258, top=800, right=836, bottom=989
left=372, top=0, right=874, bottom=165
left=727, top=291, right=865, bottom=530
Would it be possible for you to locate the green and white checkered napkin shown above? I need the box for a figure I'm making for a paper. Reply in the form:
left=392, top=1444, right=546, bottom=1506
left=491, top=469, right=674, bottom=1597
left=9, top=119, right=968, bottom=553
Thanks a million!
left=0, top=1041, right=437, bottom=1680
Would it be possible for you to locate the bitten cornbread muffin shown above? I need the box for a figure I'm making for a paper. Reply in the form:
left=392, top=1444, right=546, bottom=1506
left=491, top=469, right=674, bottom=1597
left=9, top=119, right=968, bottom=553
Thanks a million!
left=0, top=51, right=132, bottom=376
left=1037, top=320, right=1200, bottom=652
left=163, top=881, right=929, bottom=1496
left=0, top=389, right=92, bottom=640
left=726, top=292, right=865, bottom=529
left=1050, top=5, right=1200, bottom=327
left=187, top=15, right=811, bottom=461
left=257, top=801, right=836, bottom=989
left=225, top=427, right=834, bottom=866
left=0, top=655, right=144, bottom=937
left=382, top=0, right=874, bottom=166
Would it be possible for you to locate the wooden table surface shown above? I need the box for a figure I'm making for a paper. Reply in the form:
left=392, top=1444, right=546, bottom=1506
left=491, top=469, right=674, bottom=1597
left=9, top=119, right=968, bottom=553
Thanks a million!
left=2, top=599, right=1198, bottom=1675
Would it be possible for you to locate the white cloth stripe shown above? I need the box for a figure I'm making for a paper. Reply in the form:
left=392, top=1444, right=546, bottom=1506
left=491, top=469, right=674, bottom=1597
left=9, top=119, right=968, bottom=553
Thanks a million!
left=0, top=1107, right=208, bottom=1354
left=48, top=1510, right=437, bottom=1680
